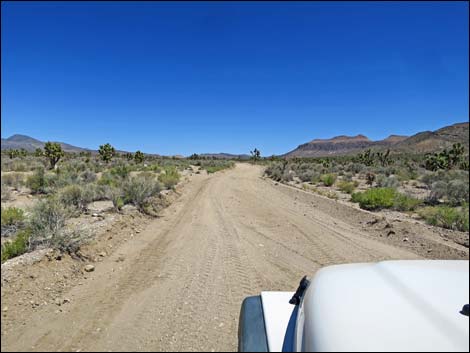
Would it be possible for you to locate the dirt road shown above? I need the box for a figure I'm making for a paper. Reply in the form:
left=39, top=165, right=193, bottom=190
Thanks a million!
left=1, top=164, right=434, bottom=351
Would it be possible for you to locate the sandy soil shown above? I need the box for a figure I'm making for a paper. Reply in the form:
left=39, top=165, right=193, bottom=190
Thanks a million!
left=1, top=163, right=468, bottom=352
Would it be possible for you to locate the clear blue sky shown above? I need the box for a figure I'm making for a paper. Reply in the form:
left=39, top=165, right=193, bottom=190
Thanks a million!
left=1, top=1, right=468, bottom=156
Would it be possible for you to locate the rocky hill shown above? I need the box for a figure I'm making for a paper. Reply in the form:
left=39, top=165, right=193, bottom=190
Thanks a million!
left=1, top=134, right=91, bottom=153
left=284, top=122, right=468, bottom=157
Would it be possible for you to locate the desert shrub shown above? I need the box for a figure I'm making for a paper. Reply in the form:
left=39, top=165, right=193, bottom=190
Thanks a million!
left=446, top=180, right=469, bottom=206
left=2, top=172, right=26, bottom=190
left=392, top=193, right=422, bottom=211
left=1, top=229, right=31, bottom=262
left=1, top=207, right=25, bottom=227
left=337, top=181, right=356, bottom=194
left=428, top=181, right=448, bottom=204
left=265, top=162, right=285, bottom=181
left=352, top=188, right=396, bottom=210
left=321, top=174, right=337, bottom=187
left=122, top=175, right=162, bottom=211
left=1, top=182, right=11, bottom=201
left=418, top=205, right=469, bottom=232
left=110, top=164, right=131, bottom=179
left=28, top=197, right=86, bottom=253
left=58, top=185, right=87, bottom=213
left=343, top=172, right=353, bottom=181
left=346, top=162, right=365, bottom=174
left=82, top=183, right=109, bottom=202
left=282, top=169, right=294, bottom=182
left=106, top=187, right=125, bottom=211
left=158, top=167, right=180, bottom=189
left=297, top=168, right=318, bottom=183
left=80, top=170, right=97, bottom=183
left=26, top=168, right=49, bottom=194
left=48, top=168, right=80, bottom=189
left=376, top=175, right=400, bottom=189
left=352, top=187, right=422, bottom=211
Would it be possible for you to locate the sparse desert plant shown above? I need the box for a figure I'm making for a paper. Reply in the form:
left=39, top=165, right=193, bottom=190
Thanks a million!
left=392, top=193, right=422, bottom=211
left=1, top=229, right=31, bottom=262
left=337, top=181, right=356, bottom=194
left=28, top=197, right=87, bottom=254
left=58, top=185, right=87, bottom=213
left=80, top=170, right=97, bottom=183
left=1, top=172, right=25, bottom=190
left=44, top=142, right=64, bottom=169
left=1, top=182, right=11, bottom=201
left=321, top=173, right=337, bottom=187
left=376, top=175, right=400, bottom=189
left=158, top=167, right=180, bottom=189
left=122, top=175, right=162, bottom=211
left=99, top=143, right=116, bottom=163
left=446, top=179, right=469, bottom=206
left=418, top=204, right=469, bottom=232
left=1, top=207, right=25, bottom=227
left=351, top=188, right=396, bottom=210
left=26, top=167, right=49, bottom=194
left=352, top=187, right=421, bottom=211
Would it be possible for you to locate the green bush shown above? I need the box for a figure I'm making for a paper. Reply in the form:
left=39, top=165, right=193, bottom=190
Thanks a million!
left=392, top=193, right=422, bottom=211
left=418, top=205, right=469, bottom=232
left=351, top=188, right=396, bottom=210
left=321, top=174, right=337, bottom=187
left=352, top=187, right=422, bottom=211
left=1, top=207, right=25, bottom=226
left=158, top=167, right=180, bottom=189
left=337, top=181, right=356, bottom=194
left=1, top=229, right=31, bottom=262
left=122, top=175, right=162, bottom=211
left=376, top=175, right=400, bottom=189
left=28, top=197, right=86, bottom=253
left=58, top=185, right=87, bottom=212
left=26, top=168, right=48, bottom=194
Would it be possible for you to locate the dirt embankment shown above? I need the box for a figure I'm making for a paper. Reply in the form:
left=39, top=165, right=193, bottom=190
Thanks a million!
left=1, top=164, right=468, bottom=352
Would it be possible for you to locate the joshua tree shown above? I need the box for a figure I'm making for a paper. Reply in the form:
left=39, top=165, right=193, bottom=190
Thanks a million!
left=44, top=142, right=64, bottom=169
left=366, top=172, right=376, bottom=186
left=99, top=143, right=116, bottom=163
left=125, top=152, right=134, bottom=161
left=250, top=148, right=261, bottom=162
left=35, top=148, right=44, bottom=157
left=134, top=150, right=145, bottom=163
left=377, top=149, right=392, bottom=167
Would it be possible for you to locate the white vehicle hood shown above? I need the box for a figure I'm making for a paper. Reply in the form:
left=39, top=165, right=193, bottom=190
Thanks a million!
left=301, top=260, right=469, bottom=352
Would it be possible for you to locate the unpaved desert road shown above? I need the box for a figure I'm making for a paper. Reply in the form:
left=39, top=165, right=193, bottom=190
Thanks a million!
left=3, top=163, right=421, bottom=352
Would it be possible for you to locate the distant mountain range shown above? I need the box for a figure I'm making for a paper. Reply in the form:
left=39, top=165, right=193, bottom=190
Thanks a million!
left=1, top=134, right=92, bottom=153
left=2, top=121, right=468, bottom=158
left=284, top=122, right=469, bottom=158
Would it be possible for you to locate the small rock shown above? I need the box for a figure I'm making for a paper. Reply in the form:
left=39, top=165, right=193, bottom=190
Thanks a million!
left=403, top=237, right=409, bottom=242
left=2, top=307, right=8, bottom=312
left=116, top=255, right=125, bottom=262
left=92, top=213, right=99, bottom=217
left=84, top=265, right=95, bottom=273
left=427, top=249, right=433, bottom=253
left=98, top=252, right=107, bottom=257
left=386, top=230, right=396, bottom=237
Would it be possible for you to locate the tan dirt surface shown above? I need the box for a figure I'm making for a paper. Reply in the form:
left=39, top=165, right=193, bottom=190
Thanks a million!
left=1, top=164, right=468, bottom=352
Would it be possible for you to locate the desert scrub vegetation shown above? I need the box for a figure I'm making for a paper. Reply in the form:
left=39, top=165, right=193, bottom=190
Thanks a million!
left=1, top=229, right=31, bottom=262
left=195, top=160, right=235, bottom=173
left=337, top=180, right=357, bottom=194
left=263, top=145, right=468, bottom=232
left=158, top=167, right=180, bottom=189
left=418, top=204, right=469, bottom=232
left=351, top=188, right=422, bottom=211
